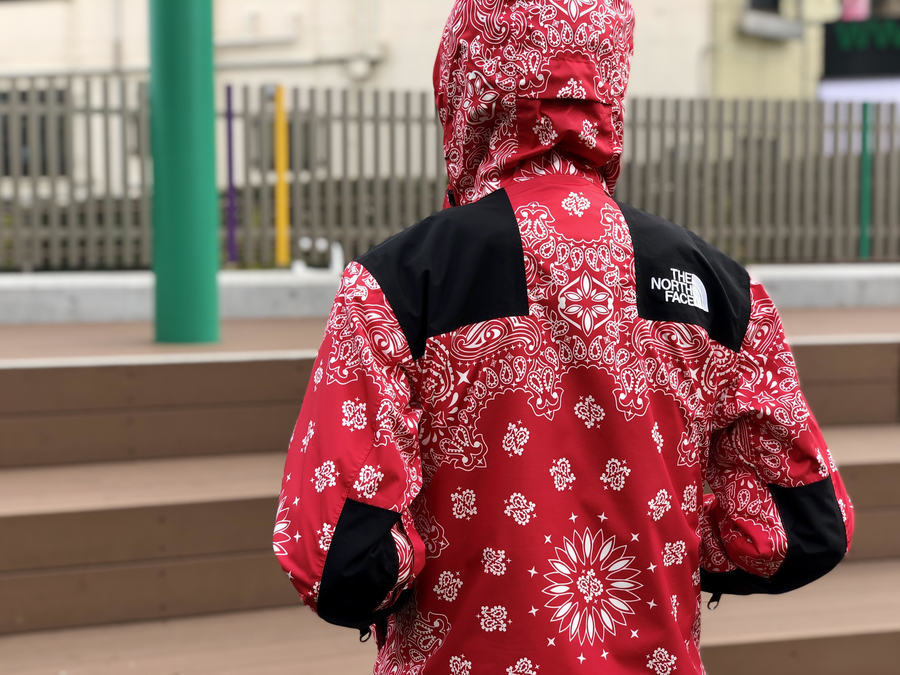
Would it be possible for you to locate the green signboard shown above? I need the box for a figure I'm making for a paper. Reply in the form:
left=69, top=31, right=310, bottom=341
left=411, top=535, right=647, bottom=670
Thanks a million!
left=824, top=19, right=900, bottom=79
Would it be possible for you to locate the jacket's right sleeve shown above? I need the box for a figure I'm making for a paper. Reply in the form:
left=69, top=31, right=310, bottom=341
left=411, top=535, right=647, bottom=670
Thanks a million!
left=272, top=262, right=426, bottom=636
left=700, top=281, right=854, bottom=598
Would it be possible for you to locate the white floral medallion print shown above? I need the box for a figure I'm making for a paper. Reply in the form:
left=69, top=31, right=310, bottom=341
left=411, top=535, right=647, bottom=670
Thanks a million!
left=542, top=528, right=643, bottom=645
left=434, top=571, right=463, bottom=602
left=479, top=605, right=510, bottom=632
left=600, top=458, right=631, bottom=491
left=550, top=457, right=576, bottom=491
left=316, top=522, right=334, bottom=551
left=449, top=655, right=472, bottom=675
left=647, top=489, right=672, bottom=521
left=482, top=547, right=510, bottom=576
left=311, top=460, right=340, bottom=493
left=451, top=487, right=478, bottom=520
left=533, top=115, right=558, bottom=146
left=558, top=272, right=612, bottom=333
left=646, top=647, right=677, bottom=674
left=504, top=492, right=537, bottom=526
left=662, top=541, right=687, bottom=567
left=507, top=657, right=540, bottom=675
left=341, top=398, right=367, bottom=430
left=579, top=119, right=599, bottom=149
left=681, top=484, right=698, bottom=512
left=561, top=191, right=591, bottom=217
left=574, top=394, right=606, bottom=429
left=353, top=464, right=384, bottom=499
left=557, top=77, right=587, bottom=98
left=503, top=421, right=530, bottom=457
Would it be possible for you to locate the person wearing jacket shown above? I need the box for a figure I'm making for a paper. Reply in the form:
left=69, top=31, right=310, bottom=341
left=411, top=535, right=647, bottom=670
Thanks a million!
left=273, top=1, right=855, bottom=673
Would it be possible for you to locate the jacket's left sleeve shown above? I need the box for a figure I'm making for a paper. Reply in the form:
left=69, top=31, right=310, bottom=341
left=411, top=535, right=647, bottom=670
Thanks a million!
left=273, top=262, right=426, bottom=635
left=699, top=281, right=854, bottom=599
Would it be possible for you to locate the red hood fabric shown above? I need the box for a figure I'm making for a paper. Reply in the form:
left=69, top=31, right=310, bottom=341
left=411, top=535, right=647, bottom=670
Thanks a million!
left=434, top=0, right=635, bottom=204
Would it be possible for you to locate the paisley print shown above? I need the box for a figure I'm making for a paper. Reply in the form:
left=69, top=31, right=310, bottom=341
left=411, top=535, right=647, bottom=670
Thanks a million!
left=275, top=3, right=853, bottom=674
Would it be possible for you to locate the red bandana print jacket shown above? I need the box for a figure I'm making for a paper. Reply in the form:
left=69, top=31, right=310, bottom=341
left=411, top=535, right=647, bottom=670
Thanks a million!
left=274, top=2, right=854, bottom=673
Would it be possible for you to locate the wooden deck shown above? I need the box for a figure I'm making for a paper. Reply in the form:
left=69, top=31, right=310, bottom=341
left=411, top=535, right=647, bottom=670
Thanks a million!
left=0, top=311, right=898, bottom=673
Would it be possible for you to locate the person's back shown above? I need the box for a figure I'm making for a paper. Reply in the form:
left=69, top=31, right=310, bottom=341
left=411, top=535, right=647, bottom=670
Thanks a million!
left=273, top=2, right=854, bottom=673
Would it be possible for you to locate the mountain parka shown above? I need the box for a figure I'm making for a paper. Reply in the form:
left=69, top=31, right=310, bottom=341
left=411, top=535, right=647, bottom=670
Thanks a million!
left=273, top=2, right=855, bottom=673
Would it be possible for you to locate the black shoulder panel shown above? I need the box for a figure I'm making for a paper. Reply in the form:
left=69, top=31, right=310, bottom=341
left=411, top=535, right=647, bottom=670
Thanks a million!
left=617, top=202, right=751, bottom=353
left=700, top=476, right=847, bottom=596
left=357, top=188, right=529, bottom=360
left=317, top=499, right=400, bottom=631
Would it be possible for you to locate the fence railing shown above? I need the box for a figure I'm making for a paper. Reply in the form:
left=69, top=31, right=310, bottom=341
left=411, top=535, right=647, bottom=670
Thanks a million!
left=1, top=73, right=899, bottom=271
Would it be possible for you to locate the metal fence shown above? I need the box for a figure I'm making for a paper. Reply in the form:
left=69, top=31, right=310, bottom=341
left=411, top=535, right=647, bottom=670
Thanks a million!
left=1, top=73, right=899, bottom=271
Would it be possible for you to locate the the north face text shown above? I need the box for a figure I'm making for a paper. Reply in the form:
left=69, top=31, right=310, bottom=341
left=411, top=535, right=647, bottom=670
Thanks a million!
left=650, top=268, right=709, bottom=312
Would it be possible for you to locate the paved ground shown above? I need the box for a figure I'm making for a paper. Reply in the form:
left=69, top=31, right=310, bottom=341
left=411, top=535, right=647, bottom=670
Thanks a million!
left=1, top=308, right=899, bottom=362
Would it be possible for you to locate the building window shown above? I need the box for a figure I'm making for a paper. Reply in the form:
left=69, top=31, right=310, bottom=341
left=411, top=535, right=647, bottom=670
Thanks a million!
left=750, top=0, right=780, bottom=11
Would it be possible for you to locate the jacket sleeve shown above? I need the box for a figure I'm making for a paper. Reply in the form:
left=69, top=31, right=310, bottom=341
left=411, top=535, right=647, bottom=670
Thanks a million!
left=700, top=280, right=855, bottom=597
left=273, top=261, right=426, bottom=634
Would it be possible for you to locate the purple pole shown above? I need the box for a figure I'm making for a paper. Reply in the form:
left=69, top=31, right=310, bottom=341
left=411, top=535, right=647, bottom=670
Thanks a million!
left=225, top=84, right=238, bottom=264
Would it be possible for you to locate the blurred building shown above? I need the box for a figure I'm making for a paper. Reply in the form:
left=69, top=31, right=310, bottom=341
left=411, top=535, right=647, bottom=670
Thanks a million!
left=0, top=0, right=444, bottom=90
left=0, top=0, right=877, bottom=101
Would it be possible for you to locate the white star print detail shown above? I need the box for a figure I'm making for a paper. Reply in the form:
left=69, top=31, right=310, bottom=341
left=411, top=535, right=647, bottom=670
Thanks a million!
left=292, top=532, right=301, bottom=542
left=601, top=650, right=609, bottom=659
left=544, top=534, right=552, bottom=543
left=529, top=607, right=538, bottom=616
left=529, top=567, right=538, bottom=577
left=598, top=513, right=608, bottom=521
left=569, top=512, right=578, bottom=523
left=547, top=637, right=556, bottom=646
left=577, top=654, right=586, bottom=664
left=631, top=533, right=640, bottom=542
left=648, top=599, right=657, bottom=608
left=648, top=563, right=657, bottom=572
left=631, top=629, right=640, bottom=638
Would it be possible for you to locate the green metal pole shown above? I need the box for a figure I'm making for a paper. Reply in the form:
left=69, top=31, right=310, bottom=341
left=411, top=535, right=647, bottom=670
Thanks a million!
left=150, top=0, right=219, bottom=342
left=859, top=102, right=873, bottom=261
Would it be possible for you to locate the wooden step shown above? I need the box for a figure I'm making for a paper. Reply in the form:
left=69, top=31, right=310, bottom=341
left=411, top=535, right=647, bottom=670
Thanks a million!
left=1, top=425, right=893, bottom=573
left=0, top=402, right=299, bottom=468
left=0, top=452, right=295, bottom=634
left=0, top=453, right=285, bottom=572
left=701, top=559, right=900, bottom=674
left=793, top=340, right=900, bottom=425
left=0, top=423, right=896, bottom=634
left=0, top=551, right=295, bottom=635
left=0, top=356, right=310, bottom=467
left=0, top=356, right=311, bottom=416
left=0, top=560, right=896, bottom=675
left=825, top=425, right=900, bottom=560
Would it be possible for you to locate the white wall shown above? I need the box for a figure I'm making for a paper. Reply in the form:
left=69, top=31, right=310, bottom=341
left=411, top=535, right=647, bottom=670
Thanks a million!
left=0, top=0, right=715, bottom=96
left=628, top=0, right=712, bottom=99
left=0, top=0, right=451, bottom=92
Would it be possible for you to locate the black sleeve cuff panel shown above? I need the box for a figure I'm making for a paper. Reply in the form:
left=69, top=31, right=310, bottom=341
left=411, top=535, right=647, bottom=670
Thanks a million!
left=316, top=499, right=401, bottom=630
left=701, top=476, right=847, bottom=596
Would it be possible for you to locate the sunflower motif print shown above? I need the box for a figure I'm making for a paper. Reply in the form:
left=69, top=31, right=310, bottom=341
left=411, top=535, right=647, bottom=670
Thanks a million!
left=542, top=528, right=643, bottom=645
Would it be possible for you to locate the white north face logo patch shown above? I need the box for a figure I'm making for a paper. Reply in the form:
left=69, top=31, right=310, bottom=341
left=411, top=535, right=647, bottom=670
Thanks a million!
left=650, top=268, right=709, bottom=312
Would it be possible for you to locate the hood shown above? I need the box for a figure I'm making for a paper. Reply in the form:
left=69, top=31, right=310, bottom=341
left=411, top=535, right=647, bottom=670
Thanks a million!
left=434, top=0, right=635, bottom=205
